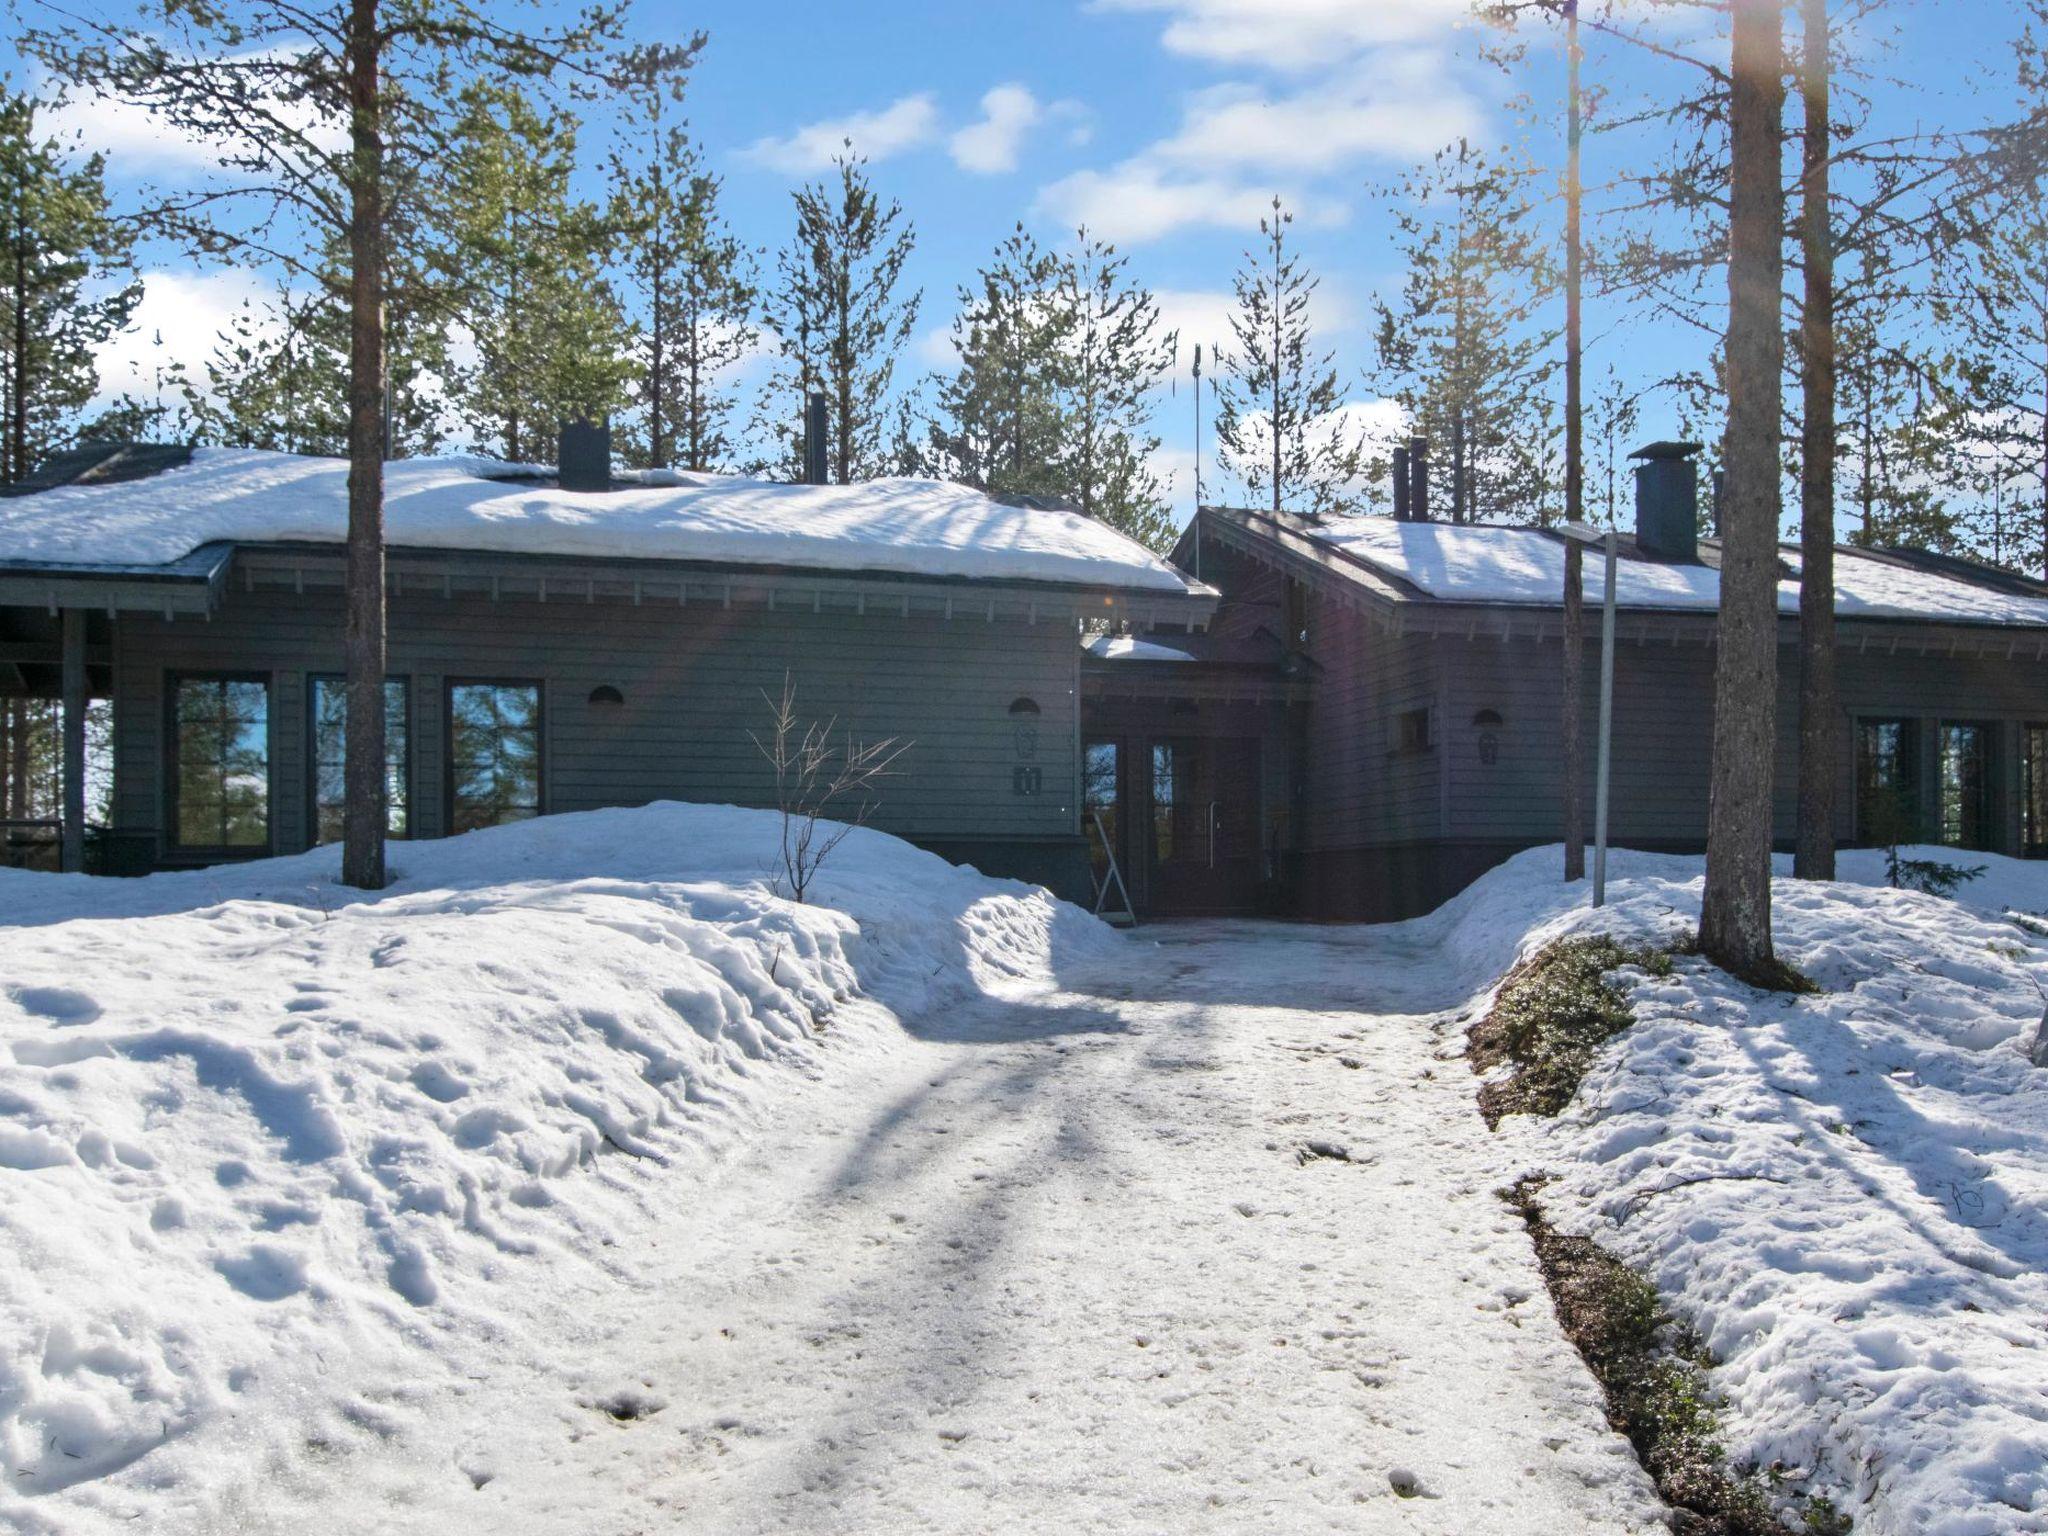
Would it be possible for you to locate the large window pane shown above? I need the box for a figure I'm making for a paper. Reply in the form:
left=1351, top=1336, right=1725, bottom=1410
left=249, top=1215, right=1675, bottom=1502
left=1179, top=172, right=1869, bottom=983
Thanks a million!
left=173, top=676, right=269, bottom=850
left=1940, top=722, right=1992, bottom=851
left=1083, top=741, right=1121, bottom=883
left=449, top=682, right=542, bottom=833
left=1151, top=742, right=1177, bottom=865
left=1856, top=718, right=1918, bottom=843
left=311, top=677, right=409, bottom=843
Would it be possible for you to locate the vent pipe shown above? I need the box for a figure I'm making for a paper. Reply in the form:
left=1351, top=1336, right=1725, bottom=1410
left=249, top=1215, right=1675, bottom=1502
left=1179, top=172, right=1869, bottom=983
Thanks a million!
left=558, top=418, right=611, bottom=493
left=1408, top=433, right=1430, bottom=522
left=1628, top=440, right=1704, bottom=561
left=1391, top=444, right=1411, bottom=521
left=802, top=392, right=828, bottom=485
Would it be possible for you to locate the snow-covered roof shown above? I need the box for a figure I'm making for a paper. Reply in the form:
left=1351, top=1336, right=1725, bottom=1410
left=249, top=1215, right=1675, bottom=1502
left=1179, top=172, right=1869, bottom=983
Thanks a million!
left=1083, top=634, right=1197, bottom=662
left=0, top=447, right=1201, bottom=594
left=1305, top=515, right=2048, bottom=627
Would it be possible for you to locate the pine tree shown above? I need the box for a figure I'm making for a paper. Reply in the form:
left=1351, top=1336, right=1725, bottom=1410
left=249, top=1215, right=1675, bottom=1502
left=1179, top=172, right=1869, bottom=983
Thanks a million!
left=1052, top=231, right=1176, bottom=548
left=925, top=223, right=1067, bottom=499
left=187, top=268, right=447, bottom=457
left=1700, top=0, right=1786, bottom=978
left=442, top=80, right=629, bottom=464
left=1371, top=139, right=1559, bottom=524
left=1214, top=197, right=1364, bottom=518
left=0, top=88, right=139, bottom=484
left=27, top=4, right=690, bottom=890
left=759, top=149, right=920, bottom=483
left=607, top=63, right=756, bottom=472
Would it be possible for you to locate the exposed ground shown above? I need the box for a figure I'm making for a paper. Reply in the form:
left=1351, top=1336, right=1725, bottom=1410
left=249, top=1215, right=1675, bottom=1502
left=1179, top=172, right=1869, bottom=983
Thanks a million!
left=260, top=921, right=1662, bottom=1535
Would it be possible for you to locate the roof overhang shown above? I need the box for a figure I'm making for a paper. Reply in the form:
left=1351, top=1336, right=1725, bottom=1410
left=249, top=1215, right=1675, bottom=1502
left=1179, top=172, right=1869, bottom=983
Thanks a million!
left=0, top=541, right=233, bottom=616
left=1193, top=505, right=2048, bottom=656
left=230, top=541, right=1220, bottom=630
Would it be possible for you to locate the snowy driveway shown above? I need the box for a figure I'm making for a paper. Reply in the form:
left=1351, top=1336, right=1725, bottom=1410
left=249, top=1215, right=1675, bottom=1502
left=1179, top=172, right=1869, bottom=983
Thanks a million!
left=398, top=920, right=1662, bottom=1535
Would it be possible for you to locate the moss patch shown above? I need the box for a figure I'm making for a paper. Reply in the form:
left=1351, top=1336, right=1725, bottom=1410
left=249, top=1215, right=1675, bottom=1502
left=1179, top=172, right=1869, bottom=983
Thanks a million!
left=1508, top=1179, right=1844, bottom=1536
left=1467, top=936, right=1671, bottom=1127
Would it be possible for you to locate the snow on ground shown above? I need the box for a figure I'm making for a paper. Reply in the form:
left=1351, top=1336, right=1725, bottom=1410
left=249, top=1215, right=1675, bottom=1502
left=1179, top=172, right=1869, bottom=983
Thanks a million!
left=0, top=448, right=1199, bottom=593
left=0, top=808, right=1664, bottom=1536
left=0, top=804, right=1113, bottom=1533
left=1450, top=846, right=2048, bottom=1535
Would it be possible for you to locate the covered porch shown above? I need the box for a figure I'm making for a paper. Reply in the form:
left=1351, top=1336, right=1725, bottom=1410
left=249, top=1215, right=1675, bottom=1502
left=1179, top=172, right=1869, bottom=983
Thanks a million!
left=0, top=543, right=229, bottom=873
left=1079, top=632, right=1312, bottom=921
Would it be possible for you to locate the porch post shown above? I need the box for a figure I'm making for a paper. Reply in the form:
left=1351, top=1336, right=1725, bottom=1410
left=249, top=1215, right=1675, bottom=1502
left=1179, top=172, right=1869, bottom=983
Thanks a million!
left=61, top=608, right=85, bottom=873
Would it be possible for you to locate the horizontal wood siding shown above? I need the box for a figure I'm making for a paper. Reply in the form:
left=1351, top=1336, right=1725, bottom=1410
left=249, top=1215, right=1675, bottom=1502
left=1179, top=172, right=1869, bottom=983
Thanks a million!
left=1301, top=593, right=1442, bottom=850
left=1437, top=634, right=2048, bottom=853
left=112, top=587, right=1080, bottom=855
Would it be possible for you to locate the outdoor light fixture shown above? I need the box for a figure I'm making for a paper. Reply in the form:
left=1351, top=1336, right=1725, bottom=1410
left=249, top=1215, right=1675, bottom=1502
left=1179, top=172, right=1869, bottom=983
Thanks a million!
left=1473, top=709, right=1503, bottom=766
left=1559, top=520, right=1618, bottom=908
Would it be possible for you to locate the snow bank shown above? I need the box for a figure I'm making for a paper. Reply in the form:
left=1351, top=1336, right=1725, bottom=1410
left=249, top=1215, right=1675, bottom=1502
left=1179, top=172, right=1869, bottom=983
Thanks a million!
left=0, top=447, right=1197, bottom=593
left=0, top=803, right=1115, bottom=1532
left=1431, top=846, right=2048, bottom=1535
left=1312, top=515, right=2048, bottom=626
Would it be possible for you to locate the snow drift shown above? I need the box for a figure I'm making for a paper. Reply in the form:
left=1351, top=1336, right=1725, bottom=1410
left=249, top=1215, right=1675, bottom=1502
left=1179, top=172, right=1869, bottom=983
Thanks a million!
left=0, top=804, right=1114, bottom=1532
left=1437, top=846, right=2048, bottom=1536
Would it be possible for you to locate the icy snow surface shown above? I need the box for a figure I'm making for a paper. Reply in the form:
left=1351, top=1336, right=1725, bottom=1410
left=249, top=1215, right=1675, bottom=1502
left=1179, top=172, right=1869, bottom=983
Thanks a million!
left=0, top=806, right=1663, bottom=1535
left=1467, top=845, right=2048, bottom=1536
left=1311, top=515, right=2048, bottom=625
left=0, top=448, right=1197, bottom=592
left=1082, top=633, right=1198, bottom=661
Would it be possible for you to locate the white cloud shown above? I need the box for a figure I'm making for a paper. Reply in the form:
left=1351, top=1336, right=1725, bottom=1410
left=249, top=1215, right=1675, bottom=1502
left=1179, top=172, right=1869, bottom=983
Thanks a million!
left=1096, top=0, right=1474, bottom=71
left=949, top=84, right=1043, bottom=175
left=738, top=93, right=941, bottom=175
left=92, top=268, right=270, bottom=406
left=42, top=53, right=347, bottom=177
left=914, top=325, right=961, bottom=370
left=1036, top=162, right=1346, bottom=245
left=1155, top=60, right=1481, bottom=174
left=1148, top=284, right=1355, bottom=383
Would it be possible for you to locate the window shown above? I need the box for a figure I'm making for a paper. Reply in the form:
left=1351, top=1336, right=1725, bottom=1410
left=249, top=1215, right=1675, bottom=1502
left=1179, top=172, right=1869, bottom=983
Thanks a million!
left=1152, top=742, right=1178, bottom=865
left=309, top=677, right=410, bottom=844
left=448, top=682, right=543, bottom=833
left=1856, top=718, right=1919, bottom=843
left=1395, top=707, right=1433, bottom=754
left=1939, top=721, right=1993, bottom=851
left=2025, top=725, right=2048, bottom=856
left=1083, top=741, right=1121, bottom=881
left=170, top=674, right=270, bottom=852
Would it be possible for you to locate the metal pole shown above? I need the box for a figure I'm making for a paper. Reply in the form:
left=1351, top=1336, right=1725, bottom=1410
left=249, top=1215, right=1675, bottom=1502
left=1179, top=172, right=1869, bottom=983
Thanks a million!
left=61, top=607, right=85, bottom=874
left=1593, top=531, right=1617, bottom=905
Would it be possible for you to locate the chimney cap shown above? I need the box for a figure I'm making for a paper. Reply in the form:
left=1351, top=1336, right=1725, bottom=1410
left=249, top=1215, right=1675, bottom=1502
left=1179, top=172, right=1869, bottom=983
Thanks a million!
left=1627, top=440, right=1704, bottom=462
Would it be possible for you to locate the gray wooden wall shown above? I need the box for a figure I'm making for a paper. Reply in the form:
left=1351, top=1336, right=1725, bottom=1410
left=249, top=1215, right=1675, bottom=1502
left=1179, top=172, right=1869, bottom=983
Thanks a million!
left=110, top=585, right=1083, bottom=860
left=1301, top=585, right=2048, bottom=860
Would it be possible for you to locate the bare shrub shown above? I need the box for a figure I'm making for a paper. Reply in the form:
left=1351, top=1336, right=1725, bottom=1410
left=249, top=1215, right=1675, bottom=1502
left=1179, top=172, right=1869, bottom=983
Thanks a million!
left=750, top=674, right=908, bottom=903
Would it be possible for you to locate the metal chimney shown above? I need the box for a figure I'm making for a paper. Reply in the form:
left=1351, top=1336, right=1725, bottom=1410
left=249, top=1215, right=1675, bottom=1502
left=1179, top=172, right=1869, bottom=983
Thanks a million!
left=1628, top=440, right=1704, bottom=561
left=1408, top=433, right=1430, bottom=522
left=558, top=419, right=610, bottom=492
left=1391, top=444, right=1411, bottom=521
left=802, top=392, right=828, bottom=485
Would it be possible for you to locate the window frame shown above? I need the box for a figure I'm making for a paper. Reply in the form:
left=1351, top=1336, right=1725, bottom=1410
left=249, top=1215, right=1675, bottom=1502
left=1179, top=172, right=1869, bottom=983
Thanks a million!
left=306, top=673, right=413, bottom=846
left=164, top=670, right=274, bottom=859
left=1393, top=706, right=1434, bottom=756
left=443, top=678, right=546, bottom=834
left=2025, top=723, right=2048, bottom=858
left=1854, top=715, right=1920, bottom=844
left=1937, top=718, right=1996, bottom=852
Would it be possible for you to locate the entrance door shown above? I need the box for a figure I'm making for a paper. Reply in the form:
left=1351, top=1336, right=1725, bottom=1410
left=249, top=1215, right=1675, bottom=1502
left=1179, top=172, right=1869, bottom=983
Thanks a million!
left=1146, top=737, right=1262, bottom=915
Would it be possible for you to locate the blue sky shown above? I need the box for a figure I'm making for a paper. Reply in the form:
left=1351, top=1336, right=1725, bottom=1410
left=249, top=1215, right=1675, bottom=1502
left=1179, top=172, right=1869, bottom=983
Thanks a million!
left=9, top=0, right=2038, bottom=528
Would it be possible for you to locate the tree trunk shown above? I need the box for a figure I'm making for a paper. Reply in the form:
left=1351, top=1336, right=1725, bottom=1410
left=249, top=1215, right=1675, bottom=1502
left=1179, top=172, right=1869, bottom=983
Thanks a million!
left=1700, top=0, right=1785, bottom=974
left=1794, top=0, right=1837, bottom=883
left=340, top=0, right=388, bottom=892
left=12, top=195, right=30, bottom=484
left=6, top=701, right=27, bottom=820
